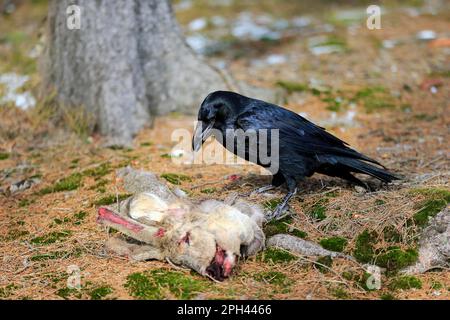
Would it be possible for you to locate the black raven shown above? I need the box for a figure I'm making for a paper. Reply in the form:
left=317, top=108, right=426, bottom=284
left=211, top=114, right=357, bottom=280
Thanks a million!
left=192, top=91, right=399, bottom=219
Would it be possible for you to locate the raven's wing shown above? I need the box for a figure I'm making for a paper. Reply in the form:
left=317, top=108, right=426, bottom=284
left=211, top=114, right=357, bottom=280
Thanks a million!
left=235, top=104, right=383, bottom=167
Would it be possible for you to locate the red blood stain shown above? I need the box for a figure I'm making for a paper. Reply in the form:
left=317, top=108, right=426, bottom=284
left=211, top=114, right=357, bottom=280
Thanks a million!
left=155, top=228, right=165, bottom=238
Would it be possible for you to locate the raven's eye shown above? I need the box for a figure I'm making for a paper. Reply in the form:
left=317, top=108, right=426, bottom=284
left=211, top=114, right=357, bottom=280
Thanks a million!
left=179, top=232, right=190, bottom=245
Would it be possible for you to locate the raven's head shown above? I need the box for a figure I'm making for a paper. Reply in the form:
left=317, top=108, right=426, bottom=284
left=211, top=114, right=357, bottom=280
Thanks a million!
left=192, top=91, right=244, bottom=151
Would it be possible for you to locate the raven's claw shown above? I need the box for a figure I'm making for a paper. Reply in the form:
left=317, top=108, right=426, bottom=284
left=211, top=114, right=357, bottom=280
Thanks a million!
left=266, top=188, right=298, bottom=221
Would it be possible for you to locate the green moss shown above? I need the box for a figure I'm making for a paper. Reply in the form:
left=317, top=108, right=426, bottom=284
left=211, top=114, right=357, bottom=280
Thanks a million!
left=263, top=198, right=282, bottom=211
left=321, top=96, right=343, bottom=112
left=53, top=217, right=71, bottom=225
left=38, top=173, right=83, bottom=195
left=125, top=269, right=207, bottom=300
left=389, top=276, right=422, bottom=290
left=264, top=216, right=307, bottom=238
left=353, top=230, right=378, bottom=263
left=307, top=200, right=327, bottom=221
left=414, top=199, right=448, bottom=227
left=413, top=113, right=438, bottom=122
left=140, top=142, right=153, bottom=147
left=374, top=199, right=386, bottom=206
left=0, top=152, right=10, bottom=160
left=410, top=188, right=450, bottom=227
left=31, top=231, right=72, bottom=245
left=2, top=229, right=29, bottom=241
left=380, top=292, right=396, bottom=300
left=82, top=163, right=111, bottom=178
left=330, top=286, right=350, bottom=300
left=320, top=237, right=348, bottom=252
left=259, top=248, right=297, bottom=264
left=19, top=199, right=34, bottom=207
left=201, top=188, right=217, bottom=194
left=354, top=86, right=395, bottom=113
left=315, top=256, right=333, bottom=273
left=73, top=211, right=88, bottom=225
left=253, top=271, right=288, bottom=286
left=56, top=287, right=81, bottom=300
left=160, top=173, right=191, bottom=185
left=93, top=193, right=132, bottom=206
left=30, top=248, right=82, bottom=262
left=89, top=286, right=114, bottom=300
left=431, top=281, right=443, bottom=290
left=382, top=226, right=402, bottom=243
left=375, top=247, right=418, bottom=274
left=276, top=81, right=309, bottom=93
left=0, top=284, right=18, bottom=298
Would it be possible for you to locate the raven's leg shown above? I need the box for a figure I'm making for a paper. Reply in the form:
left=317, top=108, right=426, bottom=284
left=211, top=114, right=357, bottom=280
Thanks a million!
left=247, top=172, right=285, bottom=196
left=250, top=185, right=275, bottom=195
left=266, top=188, right=298, bottom=221
left=266, top=176, right=298, bottom=221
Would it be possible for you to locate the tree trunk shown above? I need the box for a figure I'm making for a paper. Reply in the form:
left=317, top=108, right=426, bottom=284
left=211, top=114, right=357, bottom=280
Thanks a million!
left=42, top=0, right=235, bottom=145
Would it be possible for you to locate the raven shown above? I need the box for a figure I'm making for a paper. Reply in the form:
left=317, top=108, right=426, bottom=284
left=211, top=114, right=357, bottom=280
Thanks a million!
left=192, top=91, right=399, bottom=219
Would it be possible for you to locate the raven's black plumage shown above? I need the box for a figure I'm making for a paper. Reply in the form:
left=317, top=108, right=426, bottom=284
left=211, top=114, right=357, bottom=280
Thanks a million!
left=193, top=91, right=399, bottom=218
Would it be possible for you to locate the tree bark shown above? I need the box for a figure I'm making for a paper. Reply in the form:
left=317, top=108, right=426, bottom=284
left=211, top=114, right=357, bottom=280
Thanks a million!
left=42, top=0, right=235, bottom=145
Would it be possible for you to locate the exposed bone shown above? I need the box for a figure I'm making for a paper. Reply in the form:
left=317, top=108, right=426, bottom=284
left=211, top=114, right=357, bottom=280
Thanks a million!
left=267, top=234, right=354, bottom=260
left=402, top=207, right=450, bottom=274
left=97, top=207, right=161, bottom=246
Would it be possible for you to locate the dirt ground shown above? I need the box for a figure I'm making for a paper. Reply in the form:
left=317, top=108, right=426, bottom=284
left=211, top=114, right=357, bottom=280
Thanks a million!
left=0, top=0, right=449, bottom=300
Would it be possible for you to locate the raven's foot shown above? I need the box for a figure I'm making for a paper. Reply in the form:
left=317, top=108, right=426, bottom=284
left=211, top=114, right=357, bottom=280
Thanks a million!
left=242, top=185, right=275, bottom=197
left=266, top=188, right=297, bottom=221
left=251, top=185, right=275, bottom=195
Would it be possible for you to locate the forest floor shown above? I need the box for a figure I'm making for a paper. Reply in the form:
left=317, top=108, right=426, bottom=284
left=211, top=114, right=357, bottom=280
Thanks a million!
left=0, top=0, right=449, bottom=300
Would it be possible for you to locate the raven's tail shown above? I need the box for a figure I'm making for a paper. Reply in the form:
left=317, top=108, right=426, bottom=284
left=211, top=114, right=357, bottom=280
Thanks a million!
left=336, top=157, right=400, bottom=183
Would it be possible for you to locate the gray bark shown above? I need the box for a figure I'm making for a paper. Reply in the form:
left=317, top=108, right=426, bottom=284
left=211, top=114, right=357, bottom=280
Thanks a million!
left=42, top=0, right=234, bottom=145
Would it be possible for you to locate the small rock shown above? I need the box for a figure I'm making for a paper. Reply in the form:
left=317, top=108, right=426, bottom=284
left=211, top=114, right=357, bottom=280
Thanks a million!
left=9, top=177, right=40, bottom=194
left=188, top=18, right=207, bottom=32
left=265, top=54, right=287, bottom=65
left=416, top=30, right=436, bottom=41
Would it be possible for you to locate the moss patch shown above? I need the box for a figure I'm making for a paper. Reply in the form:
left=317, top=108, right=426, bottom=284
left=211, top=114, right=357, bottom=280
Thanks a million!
left=383, top=226, right=402, bottom=243
left=353, top=230, right=378, bottom=263
left=354, top=86, right=396, bottom=113
left=82, top=163, right=111, bottom=178
left=315, top=256, right=333, bottom=273
left=306, top=200, right=328, bottom=221
left=410, top=188, right=449, bottom=227
left=201, top=188, right=217, bottom=194
left=30, top=231, right=72, bottom=245
left=93, top=193, right=132, bottom=206
left=38, top=173, right=83, bottom=195
left=375, top=247, right=418, bottom=275
left=125, top=269, right=207, bottom=300
left=276, top=80, right=309, bottom=93
left=320, top=237, right=348, bottom=252
left=259, top=248, right=297, bottom=264
left=330, top=285, right=350, bottom=299
left=263, top=198, right=282, bottom=211
left=264, top=216, right=307, bottom=238
left=89, top=286, right=114, bottom=300
left=160, top=173, right=191, bottom=185
left=389, top=276, right=422, bottom=290
left=0, top=284, right=18, bottom=298
left=0, top=152, right=10, bottom=160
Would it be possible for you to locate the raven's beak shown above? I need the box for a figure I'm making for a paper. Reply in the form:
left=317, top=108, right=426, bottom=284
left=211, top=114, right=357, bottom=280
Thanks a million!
left=192, top=120, right=215, bottom=152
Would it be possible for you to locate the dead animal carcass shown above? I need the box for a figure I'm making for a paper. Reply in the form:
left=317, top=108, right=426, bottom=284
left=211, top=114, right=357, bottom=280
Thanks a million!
left=97, top=169, right=265, bottom=281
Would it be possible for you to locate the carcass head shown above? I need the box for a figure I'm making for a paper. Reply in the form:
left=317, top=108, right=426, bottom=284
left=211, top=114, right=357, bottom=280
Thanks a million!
left=167, top=225, right=237, bottom=281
